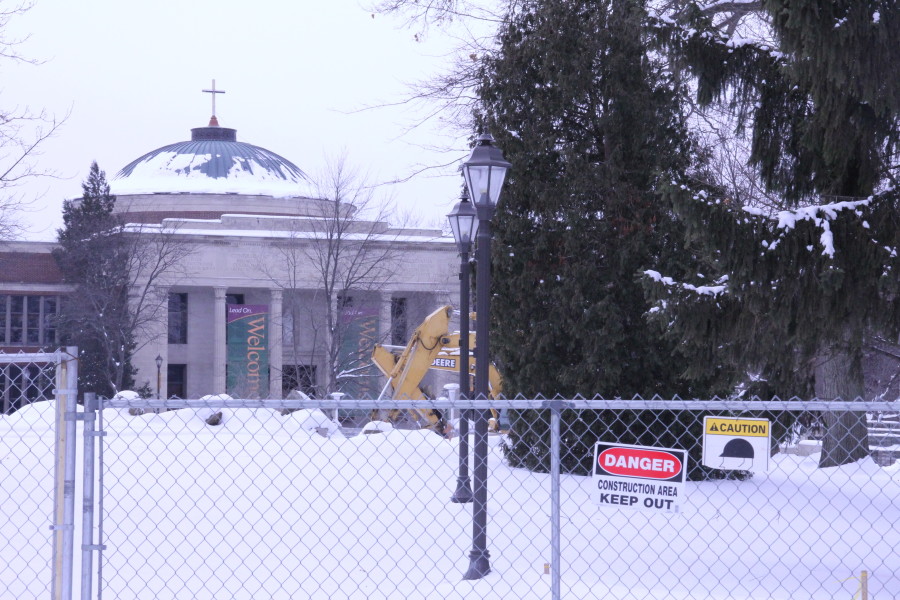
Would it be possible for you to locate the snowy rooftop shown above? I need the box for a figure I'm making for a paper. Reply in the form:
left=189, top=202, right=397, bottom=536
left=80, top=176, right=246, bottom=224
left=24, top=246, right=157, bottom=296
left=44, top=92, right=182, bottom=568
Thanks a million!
left=110, top=125, right=314, bottom=198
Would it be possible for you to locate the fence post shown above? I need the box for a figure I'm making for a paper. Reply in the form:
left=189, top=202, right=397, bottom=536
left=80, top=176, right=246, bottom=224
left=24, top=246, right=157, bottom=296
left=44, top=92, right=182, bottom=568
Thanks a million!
left=51, top=355, right=66, bottom=600
left=52, top=348, right=79, bottom=600
left=549, top=400, right=562, bottom=600
left=331, top=392, right=344, bottom=424
left=97, top=396, right=106, bottom=600
left=81, top=393, right=104, bottom=600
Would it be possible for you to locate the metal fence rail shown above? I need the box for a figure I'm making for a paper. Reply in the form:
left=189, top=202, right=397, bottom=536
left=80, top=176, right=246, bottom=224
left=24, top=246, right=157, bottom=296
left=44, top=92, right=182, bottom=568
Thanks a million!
left=83, top=395, right=900, bottom=600
left=0, top=349, right=78, bottom=600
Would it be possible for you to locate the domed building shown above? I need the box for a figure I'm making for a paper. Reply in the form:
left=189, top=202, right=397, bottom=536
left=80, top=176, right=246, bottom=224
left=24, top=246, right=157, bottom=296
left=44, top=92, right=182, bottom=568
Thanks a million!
left=114, top=116, right=457, bottom=400
left=109, top=118, right=322, bottom=222
left=0, top=114, right=457, bottom=405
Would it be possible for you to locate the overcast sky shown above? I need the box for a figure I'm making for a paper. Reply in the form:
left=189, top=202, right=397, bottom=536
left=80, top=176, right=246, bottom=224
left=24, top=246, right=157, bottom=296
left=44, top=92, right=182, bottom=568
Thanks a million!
left=3, top=0, right=475, bottom=241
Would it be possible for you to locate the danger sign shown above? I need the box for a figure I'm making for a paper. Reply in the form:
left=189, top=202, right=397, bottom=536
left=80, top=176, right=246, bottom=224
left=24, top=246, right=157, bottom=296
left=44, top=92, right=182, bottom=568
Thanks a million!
left=592, top=443, right=686, bottom=513
left=702, top=416, right=770, bottom=472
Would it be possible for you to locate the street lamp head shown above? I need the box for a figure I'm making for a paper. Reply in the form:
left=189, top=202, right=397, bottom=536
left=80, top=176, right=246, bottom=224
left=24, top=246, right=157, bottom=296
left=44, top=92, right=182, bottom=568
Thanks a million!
left=155, top=355, right=163, bottom=369
left=447, top=187, right=479, bottom=254
left=462, top=133, right=511, bottom=211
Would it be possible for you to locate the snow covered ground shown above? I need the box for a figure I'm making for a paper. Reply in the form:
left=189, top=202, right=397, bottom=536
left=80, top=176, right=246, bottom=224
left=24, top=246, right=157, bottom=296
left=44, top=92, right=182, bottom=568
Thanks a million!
left=2, top=401, right=899, bottom=600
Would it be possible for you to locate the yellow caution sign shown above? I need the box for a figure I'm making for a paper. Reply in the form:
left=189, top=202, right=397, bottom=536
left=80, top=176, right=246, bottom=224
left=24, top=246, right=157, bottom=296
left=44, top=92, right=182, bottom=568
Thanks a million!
left=704, top=418, right=769, bottom=437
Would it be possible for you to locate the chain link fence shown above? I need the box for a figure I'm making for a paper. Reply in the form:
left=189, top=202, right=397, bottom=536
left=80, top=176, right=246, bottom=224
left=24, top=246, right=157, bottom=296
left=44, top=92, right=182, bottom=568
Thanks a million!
left=84, top=395, right=899, bottom=600
left=0, top=349, right=78, bottom=600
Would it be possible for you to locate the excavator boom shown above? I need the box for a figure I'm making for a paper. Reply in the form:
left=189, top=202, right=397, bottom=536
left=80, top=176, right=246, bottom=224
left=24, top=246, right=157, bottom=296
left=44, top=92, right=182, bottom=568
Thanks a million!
left=371, top=305, right=503, bottom=434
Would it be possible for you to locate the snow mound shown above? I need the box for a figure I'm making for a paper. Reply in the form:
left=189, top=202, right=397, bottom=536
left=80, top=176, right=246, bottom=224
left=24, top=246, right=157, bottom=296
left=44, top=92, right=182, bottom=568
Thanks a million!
left=197, top=394, right=232, bottom=426
left=284, top=409, right=342, bottom=437
left=360, top=420, right=394, bottom=435
left=112, top=390, right=145, bottom=415
left=0, top=400, right=57, bottom=431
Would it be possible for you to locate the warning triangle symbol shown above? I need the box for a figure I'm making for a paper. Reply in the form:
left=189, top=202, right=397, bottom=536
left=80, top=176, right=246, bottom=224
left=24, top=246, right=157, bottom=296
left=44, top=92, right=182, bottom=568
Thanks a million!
left=710, top=424, right=719, bottom=432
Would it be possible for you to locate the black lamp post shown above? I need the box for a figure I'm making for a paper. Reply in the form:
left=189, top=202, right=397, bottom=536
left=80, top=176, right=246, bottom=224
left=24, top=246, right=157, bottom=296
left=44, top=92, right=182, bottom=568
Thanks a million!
left=460, top=132, right=511, bottom=581
left=155, top=355, right=163, bottom=400
left=448, top=188, right=478, bottom=505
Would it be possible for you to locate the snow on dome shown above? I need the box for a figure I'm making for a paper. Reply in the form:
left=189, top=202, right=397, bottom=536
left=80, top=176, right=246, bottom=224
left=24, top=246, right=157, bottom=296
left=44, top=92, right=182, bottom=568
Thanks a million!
left=110, top=125, right=313, bottom=198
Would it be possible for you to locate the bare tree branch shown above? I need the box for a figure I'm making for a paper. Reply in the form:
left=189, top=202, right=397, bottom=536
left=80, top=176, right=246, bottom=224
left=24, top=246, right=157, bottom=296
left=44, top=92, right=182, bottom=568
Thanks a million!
left=0, top=1, right=37, bottom=63
left=698, top=1, right=764, bottom=17
left=267, top=154, right=407, bottom=397
left=0, top=3, right=67, bottom=239
left=369, top=0, right=509, bottom=33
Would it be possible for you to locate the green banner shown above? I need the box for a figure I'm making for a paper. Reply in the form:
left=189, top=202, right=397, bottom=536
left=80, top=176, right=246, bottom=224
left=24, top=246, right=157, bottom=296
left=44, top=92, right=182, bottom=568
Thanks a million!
left=227, top=304, right=269, bottom=398
left=338, top=303, right=379, bottom=398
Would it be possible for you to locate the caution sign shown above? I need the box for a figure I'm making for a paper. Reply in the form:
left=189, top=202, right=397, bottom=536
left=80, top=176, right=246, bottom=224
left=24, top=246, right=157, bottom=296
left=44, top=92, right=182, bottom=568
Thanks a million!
left=702, top=416, right=770, bottom=472
left=592, top=443, right=687, bottom=513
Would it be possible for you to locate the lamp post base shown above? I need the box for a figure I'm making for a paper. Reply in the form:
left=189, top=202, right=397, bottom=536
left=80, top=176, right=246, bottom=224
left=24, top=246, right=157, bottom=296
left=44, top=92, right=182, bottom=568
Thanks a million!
left=450, top=477, right=474, bottom=503
left=462, top=549, right=491, bottom=580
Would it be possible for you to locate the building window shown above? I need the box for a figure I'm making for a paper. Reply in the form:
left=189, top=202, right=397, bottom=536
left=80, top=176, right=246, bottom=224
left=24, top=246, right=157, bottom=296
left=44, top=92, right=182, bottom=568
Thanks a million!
left=391, top=298, right=408, bottom=345
left=0, top=294, right=60, bottom=347
left=283, top=304, right=305, bottom=348
left=42, top=297, right=57, bottom=346
left=10, top=295, right=23, bottom=343
left=168, top=293, right=188, bottom=344
left=283, top=365, right=317, bottom=397
left=167, top=364, right=187, bottom=399
left=0, top=296, right=6, bottom=344
left=1, top=364, right=54, bottom=414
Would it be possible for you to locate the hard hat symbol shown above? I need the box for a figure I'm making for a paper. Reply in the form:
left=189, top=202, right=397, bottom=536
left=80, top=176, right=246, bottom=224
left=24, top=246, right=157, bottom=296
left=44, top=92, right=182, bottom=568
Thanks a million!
left=720, top=438, right=754, bottom=459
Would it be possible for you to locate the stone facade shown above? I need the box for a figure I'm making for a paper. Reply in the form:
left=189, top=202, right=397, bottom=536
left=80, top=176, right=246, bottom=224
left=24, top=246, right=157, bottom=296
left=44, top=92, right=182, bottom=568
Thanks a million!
left=125, top=202, right=458, bottom=399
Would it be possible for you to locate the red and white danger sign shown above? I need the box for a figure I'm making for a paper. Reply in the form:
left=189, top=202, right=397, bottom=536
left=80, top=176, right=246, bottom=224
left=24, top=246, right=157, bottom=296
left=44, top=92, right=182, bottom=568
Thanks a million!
left=592, top=443, right=687, bottom=513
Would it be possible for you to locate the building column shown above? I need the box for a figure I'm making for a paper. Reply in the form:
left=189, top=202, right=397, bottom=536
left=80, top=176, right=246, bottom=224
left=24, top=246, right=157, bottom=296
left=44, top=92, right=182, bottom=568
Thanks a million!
left=379, top=293, right=394, bottom=345
left=213, top=286, right=227, bottom=395
left=269, top=288, right=283, bottom=399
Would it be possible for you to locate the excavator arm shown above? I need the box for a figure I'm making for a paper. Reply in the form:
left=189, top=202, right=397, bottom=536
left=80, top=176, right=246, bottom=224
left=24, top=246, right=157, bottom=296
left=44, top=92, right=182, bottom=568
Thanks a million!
left=426, top=331, right=503, bottom=399
left=371, top=306, right=455, bottom=433
left=371, top=305, right=503, bottom=434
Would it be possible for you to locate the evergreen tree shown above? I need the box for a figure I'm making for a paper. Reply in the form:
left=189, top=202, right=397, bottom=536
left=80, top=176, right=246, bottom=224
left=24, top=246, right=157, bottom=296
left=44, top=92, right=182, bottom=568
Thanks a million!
left=647, top=0, right=900, bottom=466
left=478, top=0, right=726, bottom=477
left=54, top=162, right=136, bottom=398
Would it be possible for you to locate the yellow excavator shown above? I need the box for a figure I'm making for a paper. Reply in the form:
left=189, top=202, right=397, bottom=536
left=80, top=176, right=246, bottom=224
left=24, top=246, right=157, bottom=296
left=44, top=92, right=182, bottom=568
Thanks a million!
left=371, top=305, right=502, bottom=435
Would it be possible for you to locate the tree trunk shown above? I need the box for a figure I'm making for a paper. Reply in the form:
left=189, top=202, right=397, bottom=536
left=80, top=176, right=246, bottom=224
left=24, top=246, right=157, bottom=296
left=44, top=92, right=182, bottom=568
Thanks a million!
left=323, top=293, right=339, bottom=395
left=815, top=346, right=869, bottom=468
